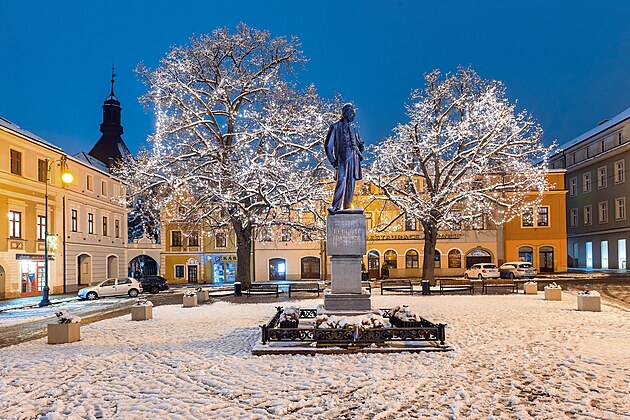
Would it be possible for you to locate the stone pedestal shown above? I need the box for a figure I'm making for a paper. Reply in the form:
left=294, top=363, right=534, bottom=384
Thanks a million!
left=48, top=323, right=80, bottom=344
left=324, top=211, right=371, bottom=313
left=524, top=282, right=538, bottom=295
left=183, top=295, right=198, bottom=307
left=544, top=288, right=562, bottom=301
left=197, top=290, right=209, bottom=303
left=578, top=294, right=601, bottom=312
left=131, top=305, right=153, bottom=321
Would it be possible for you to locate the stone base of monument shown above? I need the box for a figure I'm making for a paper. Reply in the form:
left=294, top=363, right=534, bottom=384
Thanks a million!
left=322, top=290, right=372, bottom=314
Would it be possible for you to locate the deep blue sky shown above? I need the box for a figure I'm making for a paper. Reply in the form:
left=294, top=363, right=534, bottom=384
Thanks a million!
left=2, top=1, right=630, bottom=155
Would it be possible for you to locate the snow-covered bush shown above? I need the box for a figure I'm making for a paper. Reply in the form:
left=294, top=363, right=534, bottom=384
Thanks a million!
left=315, top=313, right=385, bottom=330
left=55, top=311, right=81, bottom=324
left=134, top=298, right=153, bottom=307
left=391, top=305, right=421, bottom=322
left=183, top=290, right=196, bottom=297
left=279, top=306, right=300, bottom=323
left=544, top=282, right=561, bottom=290
left=524, top=280, right=537, bottom=285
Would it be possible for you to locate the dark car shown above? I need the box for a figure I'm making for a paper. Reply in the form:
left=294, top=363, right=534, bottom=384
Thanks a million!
left=138, top=275, right=169, bottom=294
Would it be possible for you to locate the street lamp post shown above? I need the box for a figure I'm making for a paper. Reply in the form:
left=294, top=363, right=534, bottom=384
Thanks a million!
left=39, top=156, right=73, bottom=307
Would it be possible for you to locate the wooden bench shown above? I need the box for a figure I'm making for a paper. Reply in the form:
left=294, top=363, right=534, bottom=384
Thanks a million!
left=482, top=279, right=517, bottom=294
left=361, top=281, right=372, bottom=294
left=288, top=282, right=323, bottom=297
left=439, top=279, right=474, bottom=295
left=380, top=279, right=413, bottom=295
left=246, top=283, right=279, bottom=297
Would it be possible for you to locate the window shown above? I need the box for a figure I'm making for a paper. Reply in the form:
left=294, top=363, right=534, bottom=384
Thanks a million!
left=88, top=213, right=94, bottom=234
left=260, top=228, right=272, bottom=242
left=384, top=250, right=398, bottom=269
left=9, top=211, right=21, bottom=238
left=601, top=241, right=609, bottom=269
left=597, top=166, right=607, bottom=189
left=614, top=160, right=625, bottom=184
left=102, top=216, right=108, bottom=236
left=366, top=213, right=373, bottom=230
left=521, top=207, right=534, bottom=227
left=216, top=232, right=226, bottom=248
left=71, top=209, right=78, bottom=232
left=600, top=140, right=605, bottom=153
left=175, top=265, right=185, bottom=278
left=448, top=210, right=461, bottom=230
left=583, top=172, right=591, bottom=193
left=10, top=150, right=22, bottom=175
left=188, top=231, right=199, bottom=247
left=281, top=227, right=292, bottom=242
left=585, top=146, right=589, bottom=159
left=570, top=153, right=575, bottom=165
left=616, top=197, right=626, bottom=220
left=405, top=216, right=418, bottom=231
left=101, top=180, right=107, bottom=196
left=598, top=202, right=608, bottom=224
left=448, top=249, right=462, bottom=268
left=117, top=278, right=132, bottom=285
left=38, top=159, right=47, bottom=182
left=405, top=250, right=419, bottom=269
left=86, top=175, right=93, bottom=191
left=171, top=231, right=182, bottom=247
left=434, top=250, right=441, bottom=268
left=471, top=215, right=484, bottom=230
left=37, top=215, right=47, bottom=240
left=619, top=132, right=623, bottom=145
left=115, top=219, right=120, bottom=238
left=518, top=246, right=533, bottom=262
left=570, top=208, right=578, bottom=227
left=301, top=231, right=313, bottom=241
left=584, top=205, right=592, bottom=226
left=569, top=177, right=577, bottom=196
left=537, top=207, right=549, bottom=227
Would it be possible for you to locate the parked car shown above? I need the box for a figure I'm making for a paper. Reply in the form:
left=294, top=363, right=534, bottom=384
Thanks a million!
left=499, top=262, right=537, bottom=279
left=78, top=277, right=143, bottom=300
left=138, top=275, right=169, bottom=294
left=464, top=263, right=500, bottom=279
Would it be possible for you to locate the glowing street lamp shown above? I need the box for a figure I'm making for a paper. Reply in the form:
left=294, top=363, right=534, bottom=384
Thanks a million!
left=39, top=156, right=73, bottom=307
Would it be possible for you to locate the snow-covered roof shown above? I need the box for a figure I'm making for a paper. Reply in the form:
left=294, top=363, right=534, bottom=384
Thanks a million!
left=73, top=151, right=111, bottom=173
left=0, top=116, right=63, bottom=152
left=556, top=106, right=630, bottom=153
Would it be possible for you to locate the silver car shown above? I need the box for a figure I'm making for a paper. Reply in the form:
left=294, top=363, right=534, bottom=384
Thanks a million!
left=78, top=277, right=143, bottom=300
left=499, top=262, right=537, bottom=279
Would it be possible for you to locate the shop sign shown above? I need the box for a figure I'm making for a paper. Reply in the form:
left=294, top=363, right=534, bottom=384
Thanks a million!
left=16, top=254, right=54, bottom=261
left=366, top=232, right=460, bottom=241
left=220, top=255, right=237, bottom=263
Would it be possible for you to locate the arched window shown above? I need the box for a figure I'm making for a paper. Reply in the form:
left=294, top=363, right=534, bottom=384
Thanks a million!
left=434, top=250, right=441, bottom=268
left=406, top=250, right=419, bottom=269
left=384, top=250, right=398, bottom=269
left=518, top=246, right=533, bottom=262
left=448, top=249, right=461, bottom=268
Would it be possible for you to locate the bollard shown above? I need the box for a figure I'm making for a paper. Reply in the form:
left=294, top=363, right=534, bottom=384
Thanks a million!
left=234, top=282, right=242, bottom=296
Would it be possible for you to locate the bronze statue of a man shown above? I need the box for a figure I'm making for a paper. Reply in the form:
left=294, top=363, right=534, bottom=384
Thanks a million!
left=325, top=103, right=365, bottom=214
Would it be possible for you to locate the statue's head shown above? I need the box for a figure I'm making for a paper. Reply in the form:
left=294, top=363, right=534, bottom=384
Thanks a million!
left=342, top=103, right=355, bottom=122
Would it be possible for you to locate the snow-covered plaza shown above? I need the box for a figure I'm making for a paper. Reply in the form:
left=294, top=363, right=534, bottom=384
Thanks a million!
left=0, top=293, right=628, bottom=419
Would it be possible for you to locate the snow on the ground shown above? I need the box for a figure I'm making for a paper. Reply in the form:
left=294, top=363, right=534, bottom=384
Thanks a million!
left=0, top=293, right=628, bottom=419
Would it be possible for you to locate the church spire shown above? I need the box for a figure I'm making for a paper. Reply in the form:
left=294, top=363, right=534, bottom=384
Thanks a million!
left=110, top=64, right=117, bottom=97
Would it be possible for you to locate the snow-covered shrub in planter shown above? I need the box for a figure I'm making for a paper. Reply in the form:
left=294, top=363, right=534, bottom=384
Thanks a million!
left=523, top=281, right=538, bottom=295
left=196, top=288, right=209, bottom=303
left=131, top=298, right=153, bottom=321
left=278, top=306, right=300, bottom=328
left=390, top=305, right=425, bottom=328
left=577, top=290, right=601, bottom=312
left=544, top=282, right=562, bottom=301
left=183, top=290, right=198, bottom=307
left=315, top=312, right=385, bottom=331
left=48, top=311, right=81, bottom=344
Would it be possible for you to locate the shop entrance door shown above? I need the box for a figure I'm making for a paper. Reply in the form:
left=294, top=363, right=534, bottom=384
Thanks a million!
left=269, top=258, right=286, bottom=281
left=539, top=247, right=554, bottom=272
left=368, top=250, right=380, bottom=280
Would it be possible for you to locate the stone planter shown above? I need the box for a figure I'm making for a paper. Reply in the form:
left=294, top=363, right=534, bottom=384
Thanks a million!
left=577, top=294, right=601, bottom=312
left=524, top=282, right=538, bottom=295
left=48, top=323, right=80, bottom=344
left=183, top=295, right=198, bottom=307
left=196, top=290, right=209, bottom=303
left=544, top=288, right=562, bottom=301
left=131, top=305, right=153, bottom=321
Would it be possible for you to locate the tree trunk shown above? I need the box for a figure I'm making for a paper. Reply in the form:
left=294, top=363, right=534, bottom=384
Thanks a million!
left=421, top=220, right=439, bottom=286
left=234, top=222, right=253, bottom=289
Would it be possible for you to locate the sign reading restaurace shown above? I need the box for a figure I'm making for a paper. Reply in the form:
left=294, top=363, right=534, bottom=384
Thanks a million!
left=16, top=254, right=54, bottom=261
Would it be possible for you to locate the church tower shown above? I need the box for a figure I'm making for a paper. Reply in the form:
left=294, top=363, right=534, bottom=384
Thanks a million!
left=88, top=66, right=131, bottom=168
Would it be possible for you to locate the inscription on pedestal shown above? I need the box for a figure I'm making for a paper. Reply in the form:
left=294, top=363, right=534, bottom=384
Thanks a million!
left=326, top=214, right=366, bottom=256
